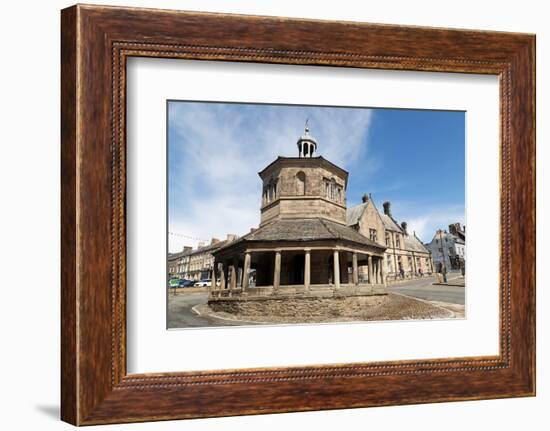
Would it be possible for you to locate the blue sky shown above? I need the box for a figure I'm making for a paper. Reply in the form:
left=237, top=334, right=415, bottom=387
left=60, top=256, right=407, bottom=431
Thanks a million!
left=168, top=101, right=465, bottom=253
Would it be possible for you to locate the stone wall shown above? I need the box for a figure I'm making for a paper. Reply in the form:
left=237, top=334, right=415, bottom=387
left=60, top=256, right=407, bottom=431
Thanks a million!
left=260, top=160, right=348, bottom=226
left=355, top=200, right=432, bottom=277
left=356, top=200, right=387, bottom=248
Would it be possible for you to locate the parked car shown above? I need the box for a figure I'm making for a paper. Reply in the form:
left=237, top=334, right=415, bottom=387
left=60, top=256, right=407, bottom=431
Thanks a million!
left=179, top=279, right=194, bottom=288
left=194, top=279, right=211, bottom=287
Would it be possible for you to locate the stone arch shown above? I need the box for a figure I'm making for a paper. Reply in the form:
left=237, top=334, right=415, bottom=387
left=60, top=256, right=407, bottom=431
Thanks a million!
left=296, top=171, right=306, bottom=195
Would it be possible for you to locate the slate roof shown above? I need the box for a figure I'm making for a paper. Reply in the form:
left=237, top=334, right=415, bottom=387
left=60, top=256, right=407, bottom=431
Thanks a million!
left=215, top=218, right=384, bottom=252
left=346, top=202, right=367, bottom=226
left=431, top=231, right=465, bottom=245
left=404, top=233, right=430, bottom=253
left=189, top=240, right=226, bottom=255
left=379, top=213, right=402, bottom=232
left=167, top=249, right=192, bottom=261
left=258, top=156, right=348, bottom=181
left=169, top=238, right=236, bottom=261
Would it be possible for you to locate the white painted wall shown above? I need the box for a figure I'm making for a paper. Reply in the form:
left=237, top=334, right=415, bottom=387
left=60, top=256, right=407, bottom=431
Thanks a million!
left=0, top=1, right=546, bottom=430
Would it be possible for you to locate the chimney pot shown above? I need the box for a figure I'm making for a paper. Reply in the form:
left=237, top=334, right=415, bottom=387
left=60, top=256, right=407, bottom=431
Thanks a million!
left=383, top=201, right=392, bottom=216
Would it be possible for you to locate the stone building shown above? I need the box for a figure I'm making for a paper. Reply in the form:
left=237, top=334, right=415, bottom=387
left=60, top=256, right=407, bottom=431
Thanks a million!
left=425, top=223, right=466, bottom=271
left=210, top=124, right=387, bottom=300
left=347, top=196, right=434, bottom=281
left=168, top=234, right=238, bottom=281
left=168, top=246, right=192, bottom=279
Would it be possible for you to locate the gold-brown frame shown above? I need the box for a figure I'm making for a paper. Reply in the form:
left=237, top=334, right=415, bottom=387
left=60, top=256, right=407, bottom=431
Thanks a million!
left=61, top=4, right=535, bottom=425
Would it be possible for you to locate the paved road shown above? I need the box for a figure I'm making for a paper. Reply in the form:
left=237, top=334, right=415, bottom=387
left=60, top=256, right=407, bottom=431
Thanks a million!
left=388, top=275, right=465, bottom=305
left=169, top=276, right=465, bottom=328
left=167, top=292, right=243, bottom=328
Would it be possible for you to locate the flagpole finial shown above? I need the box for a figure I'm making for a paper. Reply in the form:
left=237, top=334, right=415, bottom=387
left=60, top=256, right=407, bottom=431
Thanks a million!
left=297, top=119, right=317, bottom=157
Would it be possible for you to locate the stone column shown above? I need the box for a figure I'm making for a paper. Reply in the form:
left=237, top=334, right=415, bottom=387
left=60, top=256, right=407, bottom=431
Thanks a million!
left=242, top=252, right=251, bottom=291
left=380, top=257, right=386, bottom=286
left=304, top=249, right=311, bottom=291
left=210, top=262, right=217, bottom=294
left=273, top=250, right=281, bottom=292
left=219, top=263, right=226, bottom=295
left=352, top=252, right=359, bottom=285
left=333, top=249, right=340, bottom=289
left=368, top=255, right=374, bottom=285
left=229, top=261, right=237, bottom=290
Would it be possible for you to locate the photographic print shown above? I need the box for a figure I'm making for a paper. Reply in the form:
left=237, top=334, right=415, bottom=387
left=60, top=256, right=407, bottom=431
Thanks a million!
left=167, top=101, right=466, bottom=329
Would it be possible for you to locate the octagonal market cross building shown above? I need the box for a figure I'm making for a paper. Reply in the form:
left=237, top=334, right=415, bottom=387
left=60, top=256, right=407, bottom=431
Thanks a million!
left=210, top=123, right=387, bottom=301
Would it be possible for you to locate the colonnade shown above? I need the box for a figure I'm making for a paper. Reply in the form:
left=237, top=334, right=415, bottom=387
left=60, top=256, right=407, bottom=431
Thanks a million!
left=211, top=248, right=386, bottom=296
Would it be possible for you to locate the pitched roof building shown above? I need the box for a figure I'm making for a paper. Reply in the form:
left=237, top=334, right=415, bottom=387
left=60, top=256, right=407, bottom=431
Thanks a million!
left=211, top=123, right=388, bottom=300
left=346, top=195, right=434, bottom=281
left=168, top=234, right=238, bottom=281
left=425, top=224, right=466, bottom=271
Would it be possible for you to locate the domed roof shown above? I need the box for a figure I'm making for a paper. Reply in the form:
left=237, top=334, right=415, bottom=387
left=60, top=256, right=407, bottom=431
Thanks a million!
left=298, top=120, right=317, bottom=143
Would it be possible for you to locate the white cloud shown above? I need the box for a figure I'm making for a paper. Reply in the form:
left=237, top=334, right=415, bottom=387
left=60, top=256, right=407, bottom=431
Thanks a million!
left=395, top=204, right=465, bottom=243
left=168, top=102, right=373, bottom=252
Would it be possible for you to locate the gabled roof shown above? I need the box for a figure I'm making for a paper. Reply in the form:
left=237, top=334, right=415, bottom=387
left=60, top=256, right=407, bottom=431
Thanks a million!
left=347, top=198, right=403, bottom=234
left=379, top=213, right=402, bottom=233
left=346, top=202, right=368, bottom=226
left=404, top=233, right=430, bottom=253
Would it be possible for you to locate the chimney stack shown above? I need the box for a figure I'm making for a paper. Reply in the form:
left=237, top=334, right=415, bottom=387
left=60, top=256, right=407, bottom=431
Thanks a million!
left=183, top=246, right=192, bottom=252
left=362, top=193, right=369, bottom=203
left=226, top=233, right=237, bottom=242
left=401, top=221, right=408, bottom=235
left=383, top=201, right=392, bottom=217
left=210, top=237, right=220, bottom=245
left=449, top=222, right=463, bottom=236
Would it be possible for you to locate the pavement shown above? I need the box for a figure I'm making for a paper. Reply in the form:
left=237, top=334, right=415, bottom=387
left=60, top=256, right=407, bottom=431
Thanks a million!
left=388, top=274, right=465, bottom=305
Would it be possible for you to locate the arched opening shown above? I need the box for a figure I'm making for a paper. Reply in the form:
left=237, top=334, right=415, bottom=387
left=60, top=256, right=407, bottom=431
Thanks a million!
left=329, top=178, right=337, bottom=201
left=296, top=171, right=306, bottom=195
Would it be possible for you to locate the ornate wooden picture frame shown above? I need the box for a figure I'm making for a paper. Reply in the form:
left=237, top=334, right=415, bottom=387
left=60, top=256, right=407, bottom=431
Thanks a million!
left=61, top=4, right=535, bottom=425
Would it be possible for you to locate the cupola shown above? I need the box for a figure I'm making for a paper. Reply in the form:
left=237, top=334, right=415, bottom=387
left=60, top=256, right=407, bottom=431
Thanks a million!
left=297, top=119, right=317, bottom=158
